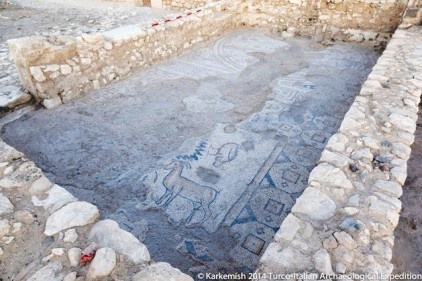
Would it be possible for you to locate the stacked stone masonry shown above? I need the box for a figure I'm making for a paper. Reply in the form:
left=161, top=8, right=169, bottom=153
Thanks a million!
left=255, top=26, right=422, bottom=279
left=7, top=3, right=236, bottom=108
left=7, top=0, right=409, bottom=108
left=239, top=0, right=406, bottom=45
left=162, top=0, right=407, bottom=44
left=162, top=0, right=208, bottom=10
left=2, top=0, right=422, bottom=280
left=0, top=139, right=194, bottom=280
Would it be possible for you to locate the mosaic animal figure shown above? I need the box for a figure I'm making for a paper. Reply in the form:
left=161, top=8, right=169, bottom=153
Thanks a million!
left=156, top=160, right=218, bottom=224
left=213, top=143, right=241, bottom=167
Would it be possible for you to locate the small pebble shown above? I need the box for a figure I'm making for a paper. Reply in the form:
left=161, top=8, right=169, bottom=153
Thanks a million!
left=374, top=155, right=388, bottom=163
left=349, top=164, right=360, bottom=172
left=12, top=223, right=22, bottom=233
left=42, top=254, right=53, bottom=262
left=64, top=229, right=78, bottom=243
left=1, top=236, right=14, bottom=244
left=64, top=272, right=77, bottom=281
left=68, top=248, right=82, bottom=267
left=52, top=248, right=65, bottom=256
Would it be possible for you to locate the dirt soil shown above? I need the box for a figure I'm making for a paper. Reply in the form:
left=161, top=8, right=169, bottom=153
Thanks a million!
left=392, top=101, right=422, bottom=276
left=0, top=0, right=171, bottom=42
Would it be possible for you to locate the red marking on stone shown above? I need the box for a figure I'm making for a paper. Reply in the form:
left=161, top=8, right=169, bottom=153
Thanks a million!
left=187, top=12, right=192, bottom=15
left=151, top=22, right=159, bottom=26
left=80, top=252, right=95, bottom=264
left=164, top=19, right=171, bottom=22
left=197, top=9, right=202, bottom=12
left=176, top=15, right=182, bottom=19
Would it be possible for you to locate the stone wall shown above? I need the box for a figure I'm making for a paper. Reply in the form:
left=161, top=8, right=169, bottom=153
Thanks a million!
left=7, top=5, right=236, bottom=108
left=162, top=0, right=208, bottom=10
left=0, top=140, right=194, bottom=280
left=239, top=0, right=407, bottom=45
left=154, top=0, right=407, bottom=44
left=2, top=0, right=422, bottom=278
left=254, top=26, right=422, bottom=279
left=2, top=26, right=420, bottom=279
left=7, top=0, right=410, bottom=107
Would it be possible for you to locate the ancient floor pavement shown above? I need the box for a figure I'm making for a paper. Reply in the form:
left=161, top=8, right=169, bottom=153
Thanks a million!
left=1, top=29, right=379, bottom=276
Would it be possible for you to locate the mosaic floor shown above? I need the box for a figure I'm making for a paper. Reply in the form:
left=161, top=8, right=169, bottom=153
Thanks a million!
left=0, top=29, right=379, bottom=278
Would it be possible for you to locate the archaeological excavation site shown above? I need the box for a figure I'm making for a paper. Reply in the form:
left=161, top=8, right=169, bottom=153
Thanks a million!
left=0, top=0, right=421, bottom=280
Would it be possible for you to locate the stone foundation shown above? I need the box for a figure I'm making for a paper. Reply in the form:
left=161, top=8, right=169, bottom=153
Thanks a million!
left=7, top=5, right=235, bottom=108
left=239, top=0, right=406, bottom=45
left=0, top=140, right=194, bottom=280
left=1, top=0, right=422, bottom=279
left=6, top=0, right=411, bottom=108
left=1, top=26, right=421, bottom=279
left=255, top=26, right=422, bottom=279
left=162, top=0, right=208, bottom=10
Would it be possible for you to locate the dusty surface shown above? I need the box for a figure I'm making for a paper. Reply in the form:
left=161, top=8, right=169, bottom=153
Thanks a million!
left=0, top=0, right=172, bottom=110
left=0, top=28, right=379, bottom=277
left=392, top=101, right=422, bottom=276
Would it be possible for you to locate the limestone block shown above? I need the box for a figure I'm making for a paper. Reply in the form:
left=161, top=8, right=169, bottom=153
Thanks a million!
left=0, top=220, right=10, bottom=239
left=0, top=193, right=14, bottom=215
left=44, top=202, right=99, bottom=236
left=87, top=248, right=116, bottom=279
left=314, top=249, right=334, bottom=275
left=26, top=262, right=64, bottom=281
left=288, top=0, right=302, bottom=5
left=308, top=163, right=353, bottom=189
left=60, top=64, right=72, bottom=75
left=334, top=231, right=357, bottom=250
left=133, top=262, right=193, bottom=281
left=28, top=175, right=53, bottom=195
left=68, top=248, right=82, bottom=267
left=30, top=66, right=46, bottom=82
left=374, top=180, right=402, bottom=197
left=260, top=244, right=312, bottom=271
left=274, top=214, right=301, bottom=241
left=43, top=96, right=63, bottom=109
left=292, top=187, right=336, bottom=220
left=0, top=161, right=42, bottom=190
left=0, top=86, right=31, bottom=108
left=326, top=133, right=349, bottom=152
left=32, top=184, right=78, bottom=213
left=89, top=220, right=150, bottom=264
left=7, top=37, right=51, bottom=67
left=389, top=113, right=416, bottom=133
left=320, top=150, right=350, bottom=168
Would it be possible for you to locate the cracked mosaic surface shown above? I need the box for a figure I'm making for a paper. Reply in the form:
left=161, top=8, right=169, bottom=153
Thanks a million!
left=0, top=29, right=378, bottom=277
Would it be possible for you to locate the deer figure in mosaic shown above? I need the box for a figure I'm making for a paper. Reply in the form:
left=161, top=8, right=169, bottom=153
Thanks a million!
left=156, top=160, right=219, bottom=225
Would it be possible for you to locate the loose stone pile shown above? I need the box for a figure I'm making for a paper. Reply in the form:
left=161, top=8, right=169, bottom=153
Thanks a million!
left=0, top=0, right=171, bottom=110
left=0, top=140, right=193, bottom=279
left=255, top=25, right=422, bottom=279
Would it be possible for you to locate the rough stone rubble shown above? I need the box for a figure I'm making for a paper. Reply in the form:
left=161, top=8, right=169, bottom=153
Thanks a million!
left=0, top=0, right=422, bottom=280
left=255, top=25, right=422, bottom=279
left=0, top=25, right=420, bottom=280
left=0, top=0, right=172, bottom=109
left=5, top=0, right=409, bottom=108
left=0, top=141, right=194, bottom=280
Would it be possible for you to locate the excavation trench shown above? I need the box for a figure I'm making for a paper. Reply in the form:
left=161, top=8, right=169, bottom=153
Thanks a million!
left=0, top=29, right=379, bottom=278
